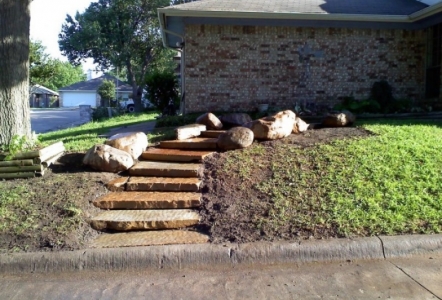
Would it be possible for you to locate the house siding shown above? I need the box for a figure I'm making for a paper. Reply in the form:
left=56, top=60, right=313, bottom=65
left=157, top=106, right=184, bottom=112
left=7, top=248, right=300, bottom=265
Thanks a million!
left=184, top=25, right=426, bottom=113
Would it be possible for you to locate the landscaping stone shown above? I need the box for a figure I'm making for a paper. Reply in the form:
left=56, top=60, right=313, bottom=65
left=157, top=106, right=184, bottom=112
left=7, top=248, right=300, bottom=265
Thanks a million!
left=126, top=177, right=201, bottom=192
left=90, top=230, right=209, bottom=248
left=141, top=148, right=214, bottom=162
left=160, top=138, right=218, bottom=150
left=105, top=177, right=129, bottom=192
left=196, top=112, right=223, bottom=130
left=129, top=161, right=201, bottom=177
left=293, top=117, right=309, bottom=133
left=322, top=110, right=356, bottom=127
left=176, top=124, right=206, bottom=140
left=90, top=209, right=200, bottom=231
left=220, top=113, right=252, bottom=127
left=105, top=132, right=148, bottom=160
left=244, top=110, right=296, bottom=140
left=93, top=191, right=201, bottom=209
left=83, top=144, right=134, bottom=173
left=217, top=127, right=254, bottom=151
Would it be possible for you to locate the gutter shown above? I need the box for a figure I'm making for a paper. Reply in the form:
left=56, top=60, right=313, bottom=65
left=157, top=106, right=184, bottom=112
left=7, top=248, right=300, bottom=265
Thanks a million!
left=158, top=8, right=412, bottom=23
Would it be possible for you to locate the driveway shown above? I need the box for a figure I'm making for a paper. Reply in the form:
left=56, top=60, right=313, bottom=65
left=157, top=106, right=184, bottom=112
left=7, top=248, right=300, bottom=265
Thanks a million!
left=31, top=108, right=87, bottom=134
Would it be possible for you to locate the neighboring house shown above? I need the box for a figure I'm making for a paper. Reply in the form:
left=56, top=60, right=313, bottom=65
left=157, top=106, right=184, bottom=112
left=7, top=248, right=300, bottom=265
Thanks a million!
left=30, top=84, right=59, bottom=108
left=158, top=0, right=442, bottom=113
left=58, top=74, right=132, bottom=107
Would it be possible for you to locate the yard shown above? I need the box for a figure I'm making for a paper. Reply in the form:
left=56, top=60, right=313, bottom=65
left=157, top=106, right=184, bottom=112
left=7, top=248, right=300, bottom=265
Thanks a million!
left=0, top=114, right=441, bottom=253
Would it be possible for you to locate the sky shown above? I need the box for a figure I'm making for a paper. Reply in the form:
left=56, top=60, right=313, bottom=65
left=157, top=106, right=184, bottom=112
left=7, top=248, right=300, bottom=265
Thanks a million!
left=30, top=0, right=98, bottom=75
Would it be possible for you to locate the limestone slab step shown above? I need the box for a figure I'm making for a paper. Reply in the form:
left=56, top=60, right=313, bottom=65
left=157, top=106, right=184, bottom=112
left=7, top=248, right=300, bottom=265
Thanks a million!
left=105, top=177, right=129, bottom=192
left=159, top=138, right=218, bottom=150
left=176, top=124, right=206, bottom=140
left=93, top=192, right=201, bottom=209
left=129, top=161, right=201, bottom=177
left=141, top=148, right=214, bottom=162
left=200, top=130, right=226, bottom=138
left=90, top=209, right=200, bottom=231
left=126, top=177, right=201, bottom=192
left=90, top=230, right=209, bottom=248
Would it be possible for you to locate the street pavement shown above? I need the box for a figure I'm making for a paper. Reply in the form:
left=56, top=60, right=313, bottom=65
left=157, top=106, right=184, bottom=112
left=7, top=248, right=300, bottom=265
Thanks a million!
left=1, top=253, right=441, bottom=299
left=30, top=108, right=86, bottom=134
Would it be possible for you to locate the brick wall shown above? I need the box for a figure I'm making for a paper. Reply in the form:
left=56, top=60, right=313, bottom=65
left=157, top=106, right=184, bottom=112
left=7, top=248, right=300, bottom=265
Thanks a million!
left=184, top=24, right=426, bottom=113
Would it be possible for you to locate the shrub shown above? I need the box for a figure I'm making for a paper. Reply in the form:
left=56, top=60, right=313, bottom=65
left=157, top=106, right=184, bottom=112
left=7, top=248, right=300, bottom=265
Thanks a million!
left=370, top=80, right=394, bottom=112
left=145, top=71, right=179, bottom=112
left=334, top=97, right=381, bottom=114
left=92, top=107, right=125, bottom=121
left=155, top=113, right=200, bottom=128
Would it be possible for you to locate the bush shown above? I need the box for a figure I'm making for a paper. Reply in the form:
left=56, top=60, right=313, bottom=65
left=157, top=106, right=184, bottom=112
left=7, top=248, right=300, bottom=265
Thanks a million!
left=145, top=71, right=179, bottom=112
left=155, top=113, right=200, bottom=128
left=334, top=97, right=381, bottom=114
left=92, top=107, right=125, bottom=121
left=370, top=80, right=394, bottom=112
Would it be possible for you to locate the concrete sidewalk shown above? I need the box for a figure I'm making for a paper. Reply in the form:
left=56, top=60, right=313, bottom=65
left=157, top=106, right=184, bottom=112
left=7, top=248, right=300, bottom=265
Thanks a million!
left=1, top=234, right=441, bottom=274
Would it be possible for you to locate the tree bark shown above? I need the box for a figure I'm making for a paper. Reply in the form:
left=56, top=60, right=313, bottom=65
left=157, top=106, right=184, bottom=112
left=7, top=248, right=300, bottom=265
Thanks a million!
left=0, top=0, right=32, bottom=145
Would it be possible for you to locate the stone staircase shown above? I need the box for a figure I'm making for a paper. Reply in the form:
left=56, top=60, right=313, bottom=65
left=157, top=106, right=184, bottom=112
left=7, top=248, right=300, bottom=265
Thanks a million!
left=89, top=130, right=225, bottom=248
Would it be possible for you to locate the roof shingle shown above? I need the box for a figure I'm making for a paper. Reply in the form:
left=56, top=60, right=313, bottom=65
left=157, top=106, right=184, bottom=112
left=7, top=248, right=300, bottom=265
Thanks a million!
left=166, top=0, right=428, bottom=16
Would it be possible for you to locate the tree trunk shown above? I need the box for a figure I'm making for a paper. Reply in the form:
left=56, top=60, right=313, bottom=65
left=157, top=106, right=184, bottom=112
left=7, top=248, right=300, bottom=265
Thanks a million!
left=0, top=0, right=32, bottom=145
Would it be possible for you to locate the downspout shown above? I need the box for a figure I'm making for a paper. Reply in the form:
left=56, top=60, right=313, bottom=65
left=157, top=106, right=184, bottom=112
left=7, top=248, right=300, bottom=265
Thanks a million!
left=158, top=11, right=186, bottom=114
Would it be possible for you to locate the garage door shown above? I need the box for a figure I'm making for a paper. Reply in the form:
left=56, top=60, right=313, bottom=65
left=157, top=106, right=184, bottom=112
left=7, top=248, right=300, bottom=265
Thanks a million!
left=61, top=92, right=96, bottom=107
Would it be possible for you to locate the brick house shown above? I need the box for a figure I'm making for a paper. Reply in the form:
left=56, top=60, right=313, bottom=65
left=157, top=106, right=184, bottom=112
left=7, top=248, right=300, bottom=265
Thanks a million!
left=158, top=0, right=442, bottom=113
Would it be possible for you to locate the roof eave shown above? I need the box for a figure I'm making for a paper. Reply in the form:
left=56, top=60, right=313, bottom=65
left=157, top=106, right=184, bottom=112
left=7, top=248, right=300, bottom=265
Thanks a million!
left=158, top=8, right=412, bottom=23
left=409, top=1, right=442, bottom=20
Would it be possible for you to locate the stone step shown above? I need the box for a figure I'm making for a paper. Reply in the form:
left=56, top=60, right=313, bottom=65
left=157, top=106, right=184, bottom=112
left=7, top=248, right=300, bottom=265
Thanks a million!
left=129, top=161, right=201, bottom=178
left=105, top=177, right=129, bottom=192
left=90, top=230, right=209, bottom=248
left=176, top=124, right=206, bottom=140
left=200, top=130, right=226, bottom=138
left=141, top=148, right=214, bottom=162
left=126, top=177, right=201, bottom=192
left=90, top=209, right=200, bottom=231
left=159, top=137, right=218, bottom=150
left=93, top=192, right=201, bottom=209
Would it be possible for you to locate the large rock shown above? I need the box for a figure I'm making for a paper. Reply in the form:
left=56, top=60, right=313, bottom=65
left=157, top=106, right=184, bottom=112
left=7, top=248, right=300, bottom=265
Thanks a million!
left=220, top=113, right=252, bottom=127
left=293, top=117, right=309, bottom=134
left=322, top=110, right=356, bottom=127
left=217, top=127, right=254, bottom=151
left=105, top=132, right=148, bottom=160
left=244, top=110, right=296, bottom=140
left=196, top=112, right=223, bottom=130
left=83, top=144, right=134, bottom=173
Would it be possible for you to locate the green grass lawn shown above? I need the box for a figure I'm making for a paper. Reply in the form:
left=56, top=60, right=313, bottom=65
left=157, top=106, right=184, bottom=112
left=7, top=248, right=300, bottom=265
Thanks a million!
left=248, top=119, right=442, bottom=237
left=38, top=112, right=159, bottom=152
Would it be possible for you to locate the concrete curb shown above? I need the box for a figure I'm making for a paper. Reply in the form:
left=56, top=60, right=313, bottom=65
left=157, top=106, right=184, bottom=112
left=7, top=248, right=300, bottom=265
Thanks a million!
left=1, top=234, right=441, bottom=274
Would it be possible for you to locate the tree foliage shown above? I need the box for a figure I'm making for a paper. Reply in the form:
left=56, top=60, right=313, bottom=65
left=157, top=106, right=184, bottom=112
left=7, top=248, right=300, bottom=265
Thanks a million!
left=30, top=41, right=86, bottom=91
left=58, top=0, right=169, bottom=112
left=97, top=79, right=116, bottom=106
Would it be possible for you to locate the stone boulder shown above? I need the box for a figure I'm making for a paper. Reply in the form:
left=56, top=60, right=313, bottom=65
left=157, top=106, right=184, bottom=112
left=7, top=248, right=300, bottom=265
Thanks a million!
left=83, top=144, right=134, bottom=173
left=293, top=117, right=309, bottom=134
left=244, top=110, right=296, bottom=140
left=322, top=110, right=356, bottom=127
left=105, top=132, right=148, bottom=160
left=196, top=112, right=223, bottom=130
left=220, top=113, right=252, bottom=127
left=217, top=127, right=254, bottom=151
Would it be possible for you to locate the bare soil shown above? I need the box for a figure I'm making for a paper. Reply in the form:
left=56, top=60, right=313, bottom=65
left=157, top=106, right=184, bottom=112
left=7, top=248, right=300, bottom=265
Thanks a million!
left=0, top=127, right=371, bottom=253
